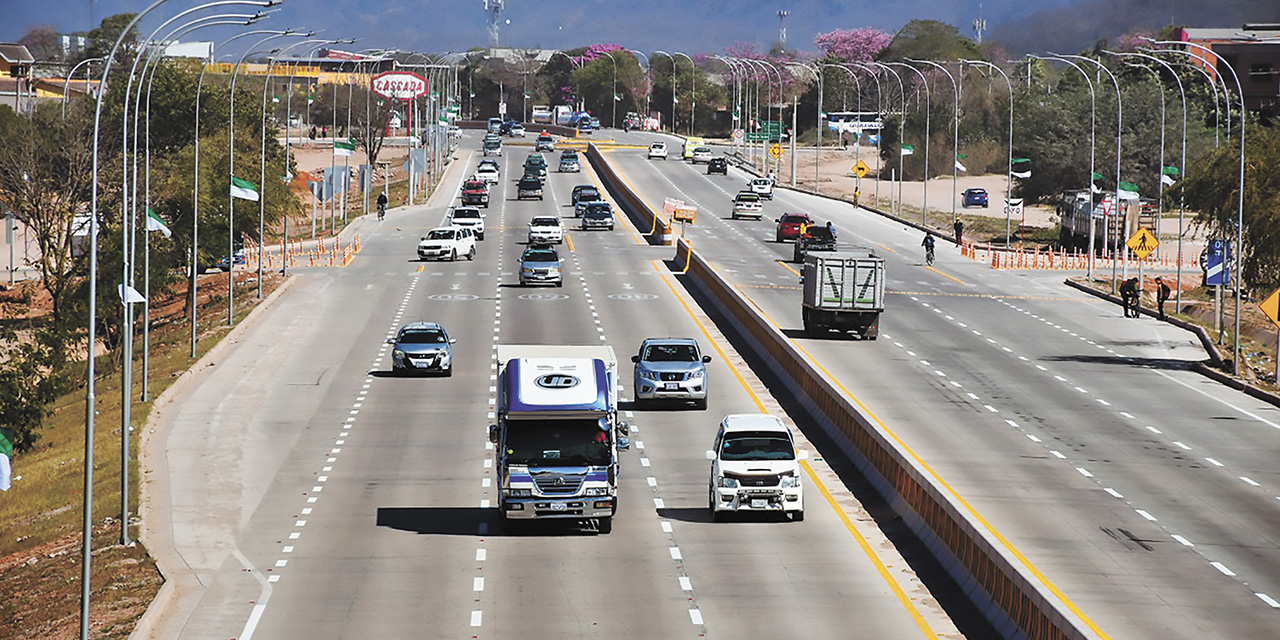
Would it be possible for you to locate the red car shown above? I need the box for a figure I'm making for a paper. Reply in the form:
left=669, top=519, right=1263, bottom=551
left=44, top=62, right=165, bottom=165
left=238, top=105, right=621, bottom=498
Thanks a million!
left=460, top=180, right=489, bottom=207
left=775, top=213, right=813, bottom=243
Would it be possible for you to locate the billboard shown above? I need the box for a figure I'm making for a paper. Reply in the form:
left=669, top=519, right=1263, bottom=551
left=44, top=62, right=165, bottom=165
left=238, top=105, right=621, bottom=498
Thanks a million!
left=371, top=72, right=428, bottom=101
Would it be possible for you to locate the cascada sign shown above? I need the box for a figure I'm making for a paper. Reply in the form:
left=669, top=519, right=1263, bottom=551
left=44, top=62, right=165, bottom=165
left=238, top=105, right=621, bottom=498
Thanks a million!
left=371, top=72, right=428, bottom=100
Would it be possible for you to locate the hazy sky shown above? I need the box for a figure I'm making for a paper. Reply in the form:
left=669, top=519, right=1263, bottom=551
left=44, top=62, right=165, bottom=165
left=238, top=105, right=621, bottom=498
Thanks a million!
left=2, top=0, right=1068, bottom=56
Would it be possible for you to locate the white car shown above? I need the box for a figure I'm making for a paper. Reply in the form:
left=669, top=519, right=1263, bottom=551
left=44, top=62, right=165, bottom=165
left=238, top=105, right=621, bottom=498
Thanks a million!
left=691, top=146, right=713, bottom=164
left=475, top=160, right=500, bottom=184
left=707, top=414, right=806, bottom=522
left=647, top=142, right=668, bottom=160
left=447, top=207, right=486, bottom=241
left=749, top=177, right=774, bottom=200
left=510, top=123, right=526, bottom=137
left=527, top=216, right=564, bottom=245
left=418, top=226, right=476, bottom=261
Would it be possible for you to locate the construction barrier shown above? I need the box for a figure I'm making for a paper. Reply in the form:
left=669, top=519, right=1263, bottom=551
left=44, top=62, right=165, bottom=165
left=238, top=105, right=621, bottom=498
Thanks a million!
left=673, top=235, right=1103, bottom=640
left=962, top=241, right=1199, bottom=272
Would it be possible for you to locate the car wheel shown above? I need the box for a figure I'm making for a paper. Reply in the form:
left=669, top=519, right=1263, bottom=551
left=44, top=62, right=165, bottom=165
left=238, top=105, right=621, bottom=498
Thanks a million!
left=450, top=249, right=458, bottom=261
left=790, top=509, right=805, bottom=522
left=694, top=398, right=707, bottom=410
left=478, top=233, right=485, bottom=241
left=775, top=234, right=783, bottom=243
left=467, top=246, right=476, bottom=260
left=555, top=281, right=563, bottom=288
left=442, top=366, right=453, bottom=378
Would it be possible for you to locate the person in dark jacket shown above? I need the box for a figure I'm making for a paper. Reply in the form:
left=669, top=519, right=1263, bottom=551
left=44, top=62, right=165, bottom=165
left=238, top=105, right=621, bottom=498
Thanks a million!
left=1119, top=277, right=1138, bottom=318
left=1155, top=277, right=1171, bottom=319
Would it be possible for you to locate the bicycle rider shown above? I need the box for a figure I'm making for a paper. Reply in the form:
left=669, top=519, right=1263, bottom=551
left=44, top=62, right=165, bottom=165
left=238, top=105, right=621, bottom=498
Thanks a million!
left=922, top=232, right=936, bottom=265
left=376, top=191, right=388, bottom=221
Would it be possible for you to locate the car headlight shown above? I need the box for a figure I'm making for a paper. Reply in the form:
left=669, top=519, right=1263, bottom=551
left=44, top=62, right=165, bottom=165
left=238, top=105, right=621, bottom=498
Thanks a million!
left=521, top=268, right=534, bottom=275
left=717, top=476, right=739, bottom=489
left=780, top=474, right=800, bottom=488
left=504, top=488, right=531, bottom=497
left=548, top=267, right=561, bottom=275
left=636, top=368, right=656, bottom=380
left=393, top=349, right=405, bottom=359
left=584, top=487, right=609, bottom=496
left=687, top=369, right=704, bottom=380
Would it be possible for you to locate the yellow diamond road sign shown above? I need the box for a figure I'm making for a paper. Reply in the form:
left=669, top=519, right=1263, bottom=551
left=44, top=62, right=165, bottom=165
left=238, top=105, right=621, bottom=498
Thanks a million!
left=1263, top=288, right=1280, bottom=329
left=853, top=160, right=870, bottom=179
left=1126, top=228, right=1159, bottom=260
left=769, top=143, right=783, bottom=159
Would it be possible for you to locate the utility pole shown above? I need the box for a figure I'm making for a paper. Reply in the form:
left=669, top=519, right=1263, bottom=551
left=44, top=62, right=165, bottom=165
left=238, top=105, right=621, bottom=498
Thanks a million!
left=777, top=10, right=789, bottom=45
left=973, top=1, right=986, bottom=44
left=485, top=0, right=505, bottom=49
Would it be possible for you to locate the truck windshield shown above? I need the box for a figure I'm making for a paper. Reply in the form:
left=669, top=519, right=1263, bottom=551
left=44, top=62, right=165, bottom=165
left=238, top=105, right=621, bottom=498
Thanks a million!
left=719, top=432, right=795, bottom=461
left=505, top=419, right=611, bottom=466
left=642, top=344, right=698, bottom=362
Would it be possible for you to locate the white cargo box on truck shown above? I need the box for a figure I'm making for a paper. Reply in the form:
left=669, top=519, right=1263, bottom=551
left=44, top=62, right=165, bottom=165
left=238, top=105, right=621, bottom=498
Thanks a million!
left=801, top=251, right=885, bottom=339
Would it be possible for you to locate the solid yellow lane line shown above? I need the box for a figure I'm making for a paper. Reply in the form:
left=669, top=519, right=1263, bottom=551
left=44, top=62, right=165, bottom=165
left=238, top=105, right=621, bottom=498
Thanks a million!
left=653, top=259, right=937, bottom=638
left=774, top=259, right=800, bottom=277
left=801, top=459, right=938, bottom=639
left=416, top=265, right=424, bottom=273
left=924, top=264, right=965, bottom=284
left=565, top=233, right=575, bottom=252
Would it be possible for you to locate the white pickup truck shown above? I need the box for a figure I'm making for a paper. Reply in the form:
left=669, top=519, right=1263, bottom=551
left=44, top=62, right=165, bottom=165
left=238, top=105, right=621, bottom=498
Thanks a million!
left=731, top=191, right=763, bottom=220
left=417, top=226, right=476, bottom=261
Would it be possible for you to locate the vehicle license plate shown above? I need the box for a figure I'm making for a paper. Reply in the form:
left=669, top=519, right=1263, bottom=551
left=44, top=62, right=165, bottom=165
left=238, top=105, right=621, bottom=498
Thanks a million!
left=664, top=383, right=680, bottom=390
left=751, top=499, right=767, bottom=509
left=550, top=502, right=567, bottom=511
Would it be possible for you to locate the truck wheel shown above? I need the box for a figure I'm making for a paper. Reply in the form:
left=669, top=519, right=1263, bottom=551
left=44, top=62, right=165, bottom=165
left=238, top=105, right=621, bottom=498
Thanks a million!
left=802, top=308, right=815, bottom=336
left=711, top=492, right=727, bottom=523
left=597, top=516, right=613, bottom=534
left=477, top=232, right=485, bottom=241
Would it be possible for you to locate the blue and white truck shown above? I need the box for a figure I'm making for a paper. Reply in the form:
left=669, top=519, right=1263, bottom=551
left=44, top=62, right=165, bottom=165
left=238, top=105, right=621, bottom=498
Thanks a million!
left=490, top=345, right=629, bottom=534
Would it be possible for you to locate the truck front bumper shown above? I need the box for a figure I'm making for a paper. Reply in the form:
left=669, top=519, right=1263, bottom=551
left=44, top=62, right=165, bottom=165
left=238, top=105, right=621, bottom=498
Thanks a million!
left=500, top=497, right=615, bottom=519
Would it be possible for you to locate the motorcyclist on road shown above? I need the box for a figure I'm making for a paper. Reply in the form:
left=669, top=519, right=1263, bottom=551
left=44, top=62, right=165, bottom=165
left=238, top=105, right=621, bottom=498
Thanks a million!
left=376, top=192, right=388, bottom=220
left=922, top=232, right=936, bottom=265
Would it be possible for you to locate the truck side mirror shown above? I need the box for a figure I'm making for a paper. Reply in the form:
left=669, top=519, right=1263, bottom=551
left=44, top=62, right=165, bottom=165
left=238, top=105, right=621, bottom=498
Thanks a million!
left=705, top=450, right=716, bottom=461
left=702, top=355, right=712, bottom=363
left=488, top=425, right=499, bottom=444
left=616, top=422, right=630, bottom=437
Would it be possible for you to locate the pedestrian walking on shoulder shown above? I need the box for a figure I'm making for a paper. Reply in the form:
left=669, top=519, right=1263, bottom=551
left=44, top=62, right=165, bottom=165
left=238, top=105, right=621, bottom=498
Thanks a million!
left=953, top=219, right=964, bottom=245
left=1156, top=277, right=1171, bottom=319
left=1119, top=277, right=1137, bottom=317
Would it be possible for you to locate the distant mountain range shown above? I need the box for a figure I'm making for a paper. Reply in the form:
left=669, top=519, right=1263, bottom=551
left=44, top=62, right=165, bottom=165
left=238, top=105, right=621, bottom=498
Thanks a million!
left=5, top=0, right=1278, bottom=60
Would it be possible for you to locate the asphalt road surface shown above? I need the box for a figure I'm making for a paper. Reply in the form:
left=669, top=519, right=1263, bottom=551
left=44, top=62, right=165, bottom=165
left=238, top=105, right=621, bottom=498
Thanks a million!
left=603, top=130, right=1280, bottom=639
left=146, top=130, right=966, bottom=639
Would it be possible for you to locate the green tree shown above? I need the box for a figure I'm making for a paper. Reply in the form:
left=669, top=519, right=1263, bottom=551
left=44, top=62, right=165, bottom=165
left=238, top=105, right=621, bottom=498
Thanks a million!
left=878, top=20, right=983, bottom=63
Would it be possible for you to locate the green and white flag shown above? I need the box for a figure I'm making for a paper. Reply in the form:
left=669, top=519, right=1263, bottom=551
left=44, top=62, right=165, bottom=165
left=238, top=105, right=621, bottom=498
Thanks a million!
left=230, top=176, right=259, bottom=202
left=146, top=207, right=171, bottom=238
left=955, top=159, right=967, bottom=172
left=1118, top=180, right=1140, bottom=200
left=0, top=428, right=13, bottom=491
left=1161, top=174, right=1176, bottom=187
left=900, top=143, right=914, bottom=156
left=613, top=93, right=621, bottom=102
left=1012, top=169, right=1031, bottom=179
left=333, top=139, right=356, bottom=157
left=1012, top=157, right=1031, bottom=164
left=1092, top=171, right=1105, bottom=181
left=1161, top=166, right=1179, bottom=187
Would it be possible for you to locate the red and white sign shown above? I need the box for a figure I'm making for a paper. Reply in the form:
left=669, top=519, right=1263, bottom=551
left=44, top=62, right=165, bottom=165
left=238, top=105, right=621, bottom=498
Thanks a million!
left=371, top=72, right=428, bottom=101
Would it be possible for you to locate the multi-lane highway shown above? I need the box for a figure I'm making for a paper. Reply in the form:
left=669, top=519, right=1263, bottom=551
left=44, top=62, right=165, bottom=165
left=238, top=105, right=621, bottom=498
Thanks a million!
left=600, top=131, right=1280, bottom=639
left=143, top=131, right=969, bottom=639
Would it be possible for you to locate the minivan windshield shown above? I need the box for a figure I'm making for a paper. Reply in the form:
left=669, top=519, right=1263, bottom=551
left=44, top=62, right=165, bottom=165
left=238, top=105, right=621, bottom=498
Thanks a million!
left=719, top=432, right=795, bottom=461
left=523, top=249, right=558, bottom=262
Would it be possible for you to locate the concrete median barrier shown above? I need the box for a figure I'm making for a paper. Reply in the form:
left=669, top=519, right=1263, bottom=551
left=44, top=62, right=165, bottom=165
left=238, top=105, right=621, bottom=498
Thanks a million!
left=582, top=143, right=671, bottom=246
left=673, top=235, right=1102, bottom=640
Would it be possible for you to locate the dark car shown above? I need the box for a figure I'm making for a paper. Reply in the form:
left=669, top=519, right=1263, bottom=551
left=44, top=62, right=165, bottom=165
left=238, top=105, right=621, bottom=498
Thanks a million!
left=524, top=153, right=547, bottom=177
left=962, top=188, right=989, bottom=208
left=572, top=185, right=601, bottom=216
left=793, top=226, right=837, bottom=262
left=707, top=157, right=728, bottom=175
left=774, top=213, right=814, bottom=243
left=517, top=175, right=544, bottom=200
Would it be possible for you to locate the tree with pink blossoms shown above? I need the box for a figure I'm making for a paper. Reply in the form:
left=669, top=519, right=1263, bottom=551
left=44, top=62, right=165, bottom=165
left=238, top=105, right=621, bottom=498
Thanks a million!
left=813, top=27, right=893, bottom=62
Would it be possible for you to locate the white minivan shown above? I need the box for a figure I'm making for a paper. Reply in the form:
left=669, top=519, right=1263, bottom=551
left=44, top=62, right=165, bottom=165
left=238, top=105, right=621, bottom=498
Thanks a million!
left=707, top=414, right=806, bottom=522
left=487, top=117, right=502, bottom=133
